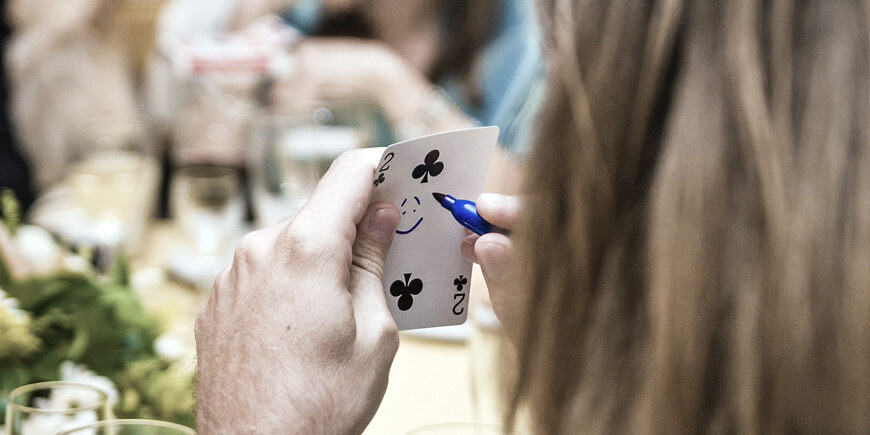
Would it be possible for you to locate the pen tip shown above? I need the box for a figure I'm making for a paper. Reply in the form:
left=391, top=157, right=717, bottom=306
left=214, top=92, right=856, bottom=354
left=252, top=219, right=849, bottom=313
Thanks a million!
left=432, top=192, right=445, bottom=202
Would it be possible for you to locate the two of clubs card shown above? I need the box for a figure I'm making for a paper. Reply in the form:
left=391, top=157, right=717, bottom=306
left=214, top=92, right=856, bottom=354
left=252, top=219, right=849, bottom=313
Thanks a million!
left=372, top=126, right=499, bottom=330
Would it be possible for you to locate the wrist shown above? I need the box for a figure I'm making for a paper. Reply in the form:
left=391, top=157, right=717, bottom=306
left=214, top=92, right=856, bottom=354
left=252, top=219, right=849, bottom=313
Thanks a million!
left=369, top=52, right=432, bottom=119
left=362, top=44, right=478, bottom=140
left=390, top=86, right=462, bottom=141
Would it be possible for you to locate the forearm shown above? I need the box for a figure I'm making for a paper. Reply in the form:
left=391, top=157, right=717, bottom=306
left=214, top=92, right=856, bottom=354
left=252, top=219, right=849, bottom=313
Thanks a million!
left=370, top=54, right=478, bottom=141
left=277, top=38, right=479, bottom=141
left=195, top=374, right=328, bottom=434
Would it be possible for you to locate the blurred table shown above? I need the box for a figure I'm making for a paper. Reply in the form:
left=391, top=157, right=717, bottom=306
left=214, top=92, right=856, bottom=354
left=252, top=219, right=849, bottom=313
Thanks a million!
left=366, top=335, right=474, bottom=434
left=131, top=221, right=482, bottom=434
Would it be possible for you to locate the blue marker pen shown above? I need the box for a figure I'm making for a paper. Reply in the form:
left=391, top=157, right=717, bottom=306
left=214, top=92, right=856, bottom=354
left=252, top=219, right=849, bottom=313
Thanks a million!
left=432, top=192, right=505, bottom=235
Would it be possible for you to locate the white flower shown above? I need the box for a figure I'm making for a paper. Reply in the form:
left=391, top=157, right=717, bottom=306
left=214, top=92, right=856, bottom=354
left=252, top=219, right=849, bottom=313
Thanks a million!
left=59, top=361, right=120, bottom=406
left=0, top=287, right=27, bottom=321
left=19, top=411, right=99, bottom=435
left=62, top=254, right=93, bottom=273
left=14, top=225, right=63, bottom=273
left=154, top=333, right=187, bottom=361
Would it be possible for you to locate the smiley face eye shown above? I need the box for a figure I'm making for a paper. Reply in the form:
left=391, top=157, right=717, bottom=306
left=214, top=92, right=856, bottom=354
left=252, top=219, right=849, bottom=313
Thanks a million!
left=395, top=195, right=425, bottom=235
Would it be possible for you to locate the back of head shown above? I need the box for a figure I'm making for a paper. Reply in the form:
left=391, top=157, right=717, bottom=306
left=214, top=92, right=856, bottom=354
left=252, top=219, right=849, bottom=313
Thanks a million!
left=510, top=0, right=870, bottom=432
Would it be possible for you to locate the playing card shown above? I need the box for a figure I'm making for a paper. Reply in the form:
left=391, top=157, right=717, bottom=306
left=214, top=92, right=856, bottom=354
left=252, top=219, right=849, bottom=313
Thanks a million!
left=372, top=127, right=498, bottom=330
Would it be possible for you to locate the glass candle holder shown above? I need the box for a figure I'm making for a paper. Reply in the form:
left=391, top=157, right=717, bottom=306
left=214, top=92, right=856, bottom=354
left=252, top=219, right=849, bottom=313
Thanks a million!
left=5, top=381, right=111, bottom=435
left=57, top=419, right=195, bottom=435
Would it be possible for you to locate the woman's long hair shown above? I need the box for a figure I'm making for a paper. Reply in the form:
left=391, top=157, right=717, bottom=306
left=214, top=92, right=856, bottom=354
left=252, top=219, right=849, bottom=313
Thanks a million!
left=510, top=0, right=870, bottom=432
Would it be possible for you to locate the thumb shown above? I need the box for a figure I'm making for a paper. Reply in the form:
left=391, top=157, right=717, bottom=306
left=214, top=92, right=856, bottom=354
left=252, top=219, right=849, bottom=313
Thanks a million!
left=350, top=201, right=401, bottom=341
left=474, top=233, right=517, bottom=327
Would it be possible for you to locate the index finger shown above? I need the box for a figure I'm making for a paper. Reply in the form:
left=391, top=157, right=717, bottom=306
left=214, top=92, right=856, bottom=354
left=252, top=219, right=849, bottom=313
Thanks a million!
left=475, top=193, right=524, bottom=230
left=290, top=147, right=385, bottom=244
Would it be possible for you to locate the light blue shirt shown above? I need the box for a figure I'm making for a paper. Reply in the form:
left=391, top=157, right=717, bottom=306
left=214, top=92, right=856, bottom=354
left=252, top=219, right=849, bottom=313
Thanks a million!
left=441, top=0, right=544, bottom=155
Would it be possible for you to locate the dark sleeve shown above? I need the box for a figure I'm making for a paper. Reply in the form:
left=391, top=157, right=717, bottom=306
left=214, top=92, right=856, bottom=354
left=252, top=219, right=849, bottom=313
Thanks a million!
left=0, top=0, right=36, bottom=213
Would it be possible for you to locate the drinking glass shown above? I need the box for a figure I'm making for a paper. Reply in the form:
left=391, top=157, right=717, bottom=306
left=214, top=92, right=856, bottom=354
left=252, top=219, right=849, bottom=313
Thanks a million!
left=247, top=99, right=376, bottom=226
left=59, top=116, right=160, bottom=261
left=170, top=165, right=244, bottom=289
left=57, top=419, right=195, bottom=435
left=171, top=165, right=244, bottom=255
left=5, top=381, right=111, bottom=435
left=68, top=149, right=149, bottom=243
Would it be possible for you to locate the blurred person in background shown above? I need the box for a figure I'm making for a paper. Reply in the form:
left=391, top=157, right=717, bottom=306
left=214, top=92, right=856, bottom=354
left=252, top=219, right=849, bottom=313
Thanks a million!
left=4, top=0, right=147, bottom=192
left=233, top=0, right=543, bottom=159
left=151, top=0, right=542, bottom=205
left=195, top=0, right=870, bottom=433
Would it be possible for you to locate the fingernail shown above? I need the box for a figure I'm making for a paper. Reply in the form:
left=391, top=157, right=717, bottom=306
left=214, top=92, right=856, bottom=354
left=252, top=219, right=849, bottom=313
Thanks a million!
left=369, top=206, right=400, bottom=246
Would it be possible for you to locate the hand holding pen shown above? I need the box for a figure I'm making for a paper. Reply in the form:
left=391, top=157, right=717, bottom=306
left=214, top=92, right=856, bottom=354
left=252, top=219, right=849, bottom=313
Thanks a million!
left=432, top=192, right=511, bottom=235
left=451, top=193, right=522, bottom=338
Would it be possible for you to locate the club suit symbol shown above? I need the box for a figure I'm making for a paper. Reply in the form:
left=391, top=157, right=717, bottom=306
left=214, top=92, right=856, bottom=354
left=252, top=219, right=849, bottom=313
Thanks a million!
left=390, top=273, right=423, bottom=311
left=412, top=149, right=444, bottom=183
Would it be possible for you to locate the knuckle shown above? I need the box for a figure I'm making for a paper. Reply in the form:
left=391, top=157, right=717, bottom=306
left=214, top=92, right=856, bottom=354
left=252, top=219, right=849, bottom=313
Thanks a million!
left=279, top=225, right=319, bottom=256
left=350, top=307, right=398, bottom=359
left=328, top=149, right=370, bottom=175
left=333, top=149, right=363, bottom=166
left=213, top=265, right=230, bottom=289
left=375, top=317, right=400, bottom=353
left=280, top=223, right=346, bottom=262
left=314, top=305, right=357, bottom=360
left=232, top=230, right=269, bottom=269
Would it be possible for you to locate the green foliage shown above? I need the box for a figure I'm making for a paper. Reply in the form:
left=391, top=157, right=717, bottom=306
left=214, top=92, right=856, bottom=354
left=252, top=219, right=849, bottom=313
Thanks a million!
left=115, top=358, right=196, bottom=428
left=0, top=240, right=11, bottom=287
left=1, top=188, right=21, bottom=235
left=3, top=269, right=156, bottom=375
left=0, top=253, right=195, bottom=426
left=0, top=302, right=40, bottom=361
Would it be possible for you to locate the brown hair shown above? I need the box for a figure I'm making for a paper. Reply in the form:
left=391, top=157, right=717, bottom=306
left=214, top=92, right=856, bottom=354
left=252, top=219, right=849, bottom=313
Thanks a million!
left=509, top=0, right=870, bottom=433
left=428, top=0, right=500, bottom=103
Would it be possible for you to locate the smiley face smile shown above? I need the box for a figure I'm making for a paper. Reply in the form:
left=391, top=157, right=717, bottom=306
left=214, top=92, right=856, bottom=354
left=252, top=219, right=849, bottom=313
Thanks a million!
left=396, top=196, right=423, bottom=235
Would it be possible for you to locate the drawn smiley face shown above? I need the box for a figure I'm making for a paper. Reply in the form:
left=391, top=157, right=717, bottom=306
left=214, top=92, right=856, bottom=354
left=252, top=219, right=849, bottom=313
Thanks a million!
left=396, top=196, right=423, bottom=235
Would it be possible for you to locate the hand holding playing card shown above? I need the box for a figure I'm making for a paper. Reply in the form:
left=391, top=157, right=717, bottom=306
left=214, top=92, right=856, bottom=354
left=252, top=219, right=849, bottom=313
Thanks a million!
left=461, top=193, right=524, bottom=339
left=195, top=149, right=401, bottom=434
left=373, top=127, right=499, bottom=330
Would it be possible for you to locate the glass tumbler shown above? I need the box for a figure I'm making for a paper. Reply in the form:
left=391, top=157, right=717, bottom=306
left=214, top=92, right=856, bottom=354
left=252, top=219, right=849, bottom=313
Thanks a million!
left=247, top=98, right=375, bottom=226
left=57, top=419, right=195, bottom=435
left=5, top=381, right=111, bottom=435
left=171, top=165, right=244, bottom=257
